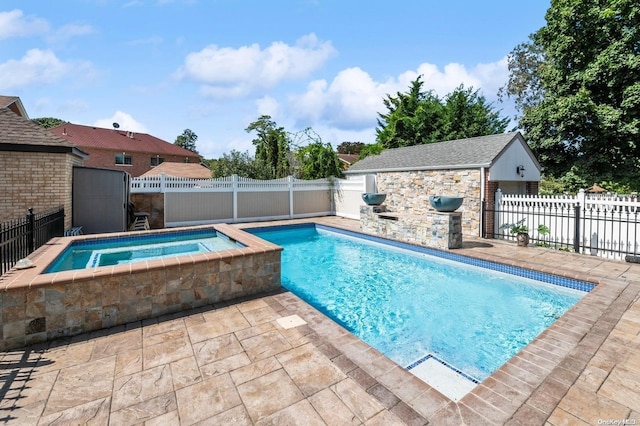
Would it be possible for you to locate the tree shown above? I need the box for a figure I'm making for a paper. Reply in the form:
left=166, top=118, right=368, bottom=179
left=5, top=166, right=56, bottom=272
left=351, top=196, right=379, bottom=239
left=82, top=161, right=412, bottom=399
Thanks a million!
left=245, top=115, right=290, bottom=179
left=441, top=85, right=510, bottom=140
left=291, top=128, right=343, bottom=179
left=376, top=76, right=445, bottom=149
left=357, top=143, right=385, bottom=160
left=502, top=0, right=640, bottom=188
left=337, top=141, right=366, bottom=155
left=32, top=117, right=66, bottom=129
left=212, top=150, right=273, bottom=179
left=375, top=77, right=509, bottom=150
left=175, top=129, right=199, bottom=153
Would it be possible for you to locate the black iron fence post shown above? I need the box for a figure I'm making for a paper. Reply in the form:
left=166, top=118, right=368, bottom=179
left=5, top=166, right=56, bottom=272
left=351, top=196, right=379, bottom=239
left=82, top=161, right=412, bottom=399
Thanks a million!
left=573, top=204, right=581, bottom=254
left=27, top=207, right=35, bottom=253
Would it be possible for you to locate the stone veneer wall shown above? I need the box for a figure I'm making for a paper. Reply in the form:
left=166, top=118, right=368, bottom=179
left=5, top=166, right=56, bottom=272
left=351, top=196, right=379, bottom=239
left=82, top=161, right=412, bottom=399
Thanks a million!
left=130, top=193, right=165, bottom=229
left=0, top=152, right=83, bottom=229
left=0, top=225, right=281, bottom=350
left=375, top=169, right=481, bottom=236
left=360, top=206, right=462, bottom=249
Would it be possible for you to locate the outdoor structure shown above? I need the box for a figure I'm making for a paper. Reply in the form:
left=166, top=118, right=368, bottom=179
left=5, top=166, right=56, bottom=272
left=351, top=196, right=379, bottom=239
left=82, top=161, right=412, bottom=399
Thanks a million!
left=49, top=123, right=201, bottom=177
left=338, top=153, right=359, bottom=170
left=0, top=96, right=87, bottom=229
left=345, top=131, right=541, bottom=237
left=139, top=162, right=212, bottom=179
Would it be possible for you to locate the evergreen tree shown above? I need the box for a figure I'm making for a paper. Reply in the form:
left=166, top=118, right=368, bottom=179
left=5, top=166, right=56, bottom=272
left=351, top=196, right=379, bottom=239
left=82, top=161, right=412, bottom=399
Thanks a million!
left=376, top=77, right=509, bottom=150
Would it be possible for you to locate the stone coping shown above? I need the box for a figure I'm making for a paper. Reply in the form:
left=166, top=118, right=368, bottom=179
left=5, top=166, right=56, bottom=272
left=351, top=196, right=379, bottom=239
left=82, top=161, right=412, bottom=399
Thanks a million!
left=0, top=223, right=282, bottom=291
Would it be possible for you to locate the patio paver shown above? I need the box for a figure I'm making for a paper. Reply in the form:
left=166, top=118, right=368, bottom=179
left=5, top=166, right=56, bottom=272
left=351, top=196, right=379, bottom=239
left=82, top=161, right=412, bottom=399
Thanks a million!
left=1, top=216, right=639, bottom=425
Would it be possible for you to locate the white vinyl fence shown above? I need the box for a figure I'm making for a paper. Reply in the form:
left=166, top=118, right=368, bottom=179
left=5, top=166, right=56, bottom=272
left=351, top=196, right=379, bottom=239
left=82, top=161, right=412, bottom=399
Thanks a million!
left=493, top=189, right=640, bottom=261
left=131, top=174, right=368, bottom=227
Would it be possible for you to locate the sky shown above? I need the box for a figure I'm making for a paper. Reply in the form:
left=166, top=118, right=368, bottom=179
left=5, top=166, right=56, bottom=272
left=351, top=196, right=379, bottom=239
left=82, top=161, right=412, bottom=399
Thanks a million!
left=1, top=1, right=550, bottom=160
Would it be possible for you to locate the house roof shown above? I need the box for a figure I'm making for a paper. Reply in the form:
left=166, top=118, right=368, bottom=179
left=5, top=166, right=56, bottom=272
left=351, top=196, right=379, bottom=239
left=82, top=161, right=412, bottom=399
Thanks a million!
left=49, top=122, right=200, bottom=158
left=140, top=162, right=212, bottom=179
left=586, top=183, right=607, bottom=193
left=0, top=107, right=87, bottom=157
left=345, top=131, right=532, bottom=173
left=0, top=96, right=28, bottom=118
left=338, top=153, right=359, bottom=165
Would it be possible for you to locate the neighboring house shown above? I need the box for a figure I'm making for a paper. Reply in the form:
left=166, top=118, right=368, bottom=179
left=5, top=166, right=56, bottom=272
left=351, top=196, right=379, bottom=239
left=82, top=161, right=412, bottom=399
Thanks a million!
left=338, top=153, right=359, bottom=170
left=49, top=123, right=201, bottom=177
left=139, top=162, right=212, bottom=179
left=345, top=131, right=542, bottom=237
left=0, top=96, right=87, bottom=229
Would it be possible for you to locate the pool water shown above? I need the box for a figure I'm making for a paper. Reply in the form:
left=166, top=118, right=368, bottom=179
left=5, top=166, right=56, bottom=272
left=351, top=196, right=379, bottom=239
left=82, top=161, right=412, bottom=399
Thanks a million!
left=45, top=229, right=240, bottom=273
left=249, top=224, right=590, bottom=382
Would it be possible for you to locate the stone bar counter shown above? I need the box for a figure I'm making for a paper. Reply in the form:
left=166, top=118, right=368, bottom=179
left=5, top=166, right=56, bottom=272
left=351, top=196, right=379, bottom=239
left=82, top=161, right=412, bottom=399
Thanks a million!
left=360, top=205, right=462, bottom=249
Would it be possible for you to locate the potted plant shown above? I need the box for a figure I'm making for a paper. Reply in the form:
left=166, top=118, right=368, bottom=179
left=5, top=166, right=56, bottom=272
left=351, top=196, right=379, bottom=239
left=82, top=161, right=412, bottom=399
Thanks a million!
left=500, top=219, right=530, bottom=247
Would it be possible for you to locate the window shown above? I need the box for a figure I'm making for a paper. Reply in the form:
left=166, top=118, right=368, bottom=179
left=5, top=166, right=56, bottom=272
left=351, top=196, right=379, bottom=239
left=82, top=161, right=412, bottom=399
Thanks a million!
left=150, top=157, right=164, bottom=166
left=115, top=154, right=132, bottom=165
left=184, top=157, right=190, bottom=163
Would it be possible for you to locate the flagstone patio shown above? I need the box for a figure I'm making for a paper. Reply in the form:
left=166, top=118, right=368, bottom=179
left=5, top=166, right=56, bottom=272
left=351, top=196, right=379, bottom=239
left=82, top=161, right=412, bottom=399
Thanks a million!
left=1, top=216, right=639, bottom=425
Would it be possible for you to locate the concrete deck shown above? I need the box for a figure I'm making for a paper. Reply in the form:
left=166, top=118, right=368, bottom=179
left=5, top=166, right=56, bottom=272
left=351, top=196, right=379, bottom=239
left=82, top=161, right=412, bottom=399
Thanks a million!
left=1, top=217, right=639, bottom=425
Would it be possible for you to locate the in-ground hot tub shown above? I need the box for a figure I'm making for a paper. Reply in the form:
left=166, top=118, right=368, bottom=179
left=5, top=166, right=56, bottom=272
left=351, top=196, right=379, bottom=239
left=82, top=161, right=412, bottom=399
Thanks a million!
left=0, top=224, right=282, bottom=350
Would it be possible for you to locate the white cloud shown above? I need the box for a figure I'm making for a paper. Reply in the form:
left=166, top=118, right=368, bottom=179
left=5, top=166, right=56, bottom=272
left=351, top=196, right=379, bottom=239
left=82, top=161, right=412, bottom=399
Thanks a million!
left=0, top=9, right=49, bottom=40
left=177, top=33, right=336, bottom=99
left=0, top=49, right=74, bottom=90
left=255, top=96, right=280, bottom=118
left=94, top=111, right=148, bottom=133
left=288, top=58, right=509, bottom=131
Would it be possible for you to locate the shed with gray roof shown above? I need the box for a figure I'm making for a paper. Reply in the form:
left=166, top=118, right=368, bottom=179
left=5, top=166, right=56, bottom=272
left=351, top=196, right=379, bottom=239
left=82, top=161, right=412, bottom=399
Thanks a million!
left=345, top=131, right=541, bottom=237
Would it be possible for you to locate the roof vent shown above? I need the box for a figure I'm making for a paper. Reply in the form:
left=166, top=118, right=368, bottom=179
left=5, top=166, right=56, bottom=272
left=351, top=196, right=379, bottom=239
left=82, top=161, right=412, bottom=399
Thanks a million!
left=62, top=127, right=67, bottom=135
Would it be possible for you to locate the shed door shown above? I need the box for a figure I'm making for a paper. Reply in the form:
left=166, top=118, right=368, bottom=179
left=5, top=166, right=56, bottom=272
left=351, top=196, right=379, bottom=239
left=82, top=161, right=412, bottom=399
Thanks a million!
left=498, top=181, right=526, bottom=195
left=73, top=167, right=130, bottom=234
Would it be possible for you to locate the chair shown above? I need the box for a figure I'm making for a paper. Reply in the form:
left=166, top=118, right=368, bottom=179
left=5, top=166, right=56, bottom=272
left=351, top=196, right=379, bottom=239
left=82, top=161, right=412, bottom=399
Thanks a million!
left=128, top=202, right=150, bottom=231
left=129, top=212, right=150, bottom=231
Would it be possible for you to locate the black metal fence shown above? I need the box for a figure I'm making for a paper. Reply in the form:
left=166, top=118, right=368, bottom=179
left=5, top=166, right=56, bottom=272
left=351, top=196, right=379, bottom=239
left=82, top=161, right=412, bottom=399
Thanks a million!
left=0, top=207, right=65, bottom=276
left=483, top=197, right=640, bottom=261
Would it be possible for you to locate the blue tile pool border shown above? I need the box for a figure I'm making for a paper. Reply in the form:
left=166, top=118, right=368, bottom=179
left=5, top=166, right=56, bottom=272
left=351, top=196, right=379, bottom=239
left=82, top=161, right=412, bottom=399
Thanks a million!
left=45, top=227, right=245, bottom=274
left=64, top=228, right=244, bottom=248
left=247, top=222, right=596, bottom=293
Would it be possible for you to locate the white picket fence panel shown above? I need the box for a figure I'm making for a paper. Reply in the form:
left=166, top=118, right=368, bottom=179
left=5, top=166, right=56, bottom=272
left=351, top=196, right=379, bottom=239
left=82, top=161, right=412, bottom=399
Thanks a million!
left=495, top=189, right=640, bottom=260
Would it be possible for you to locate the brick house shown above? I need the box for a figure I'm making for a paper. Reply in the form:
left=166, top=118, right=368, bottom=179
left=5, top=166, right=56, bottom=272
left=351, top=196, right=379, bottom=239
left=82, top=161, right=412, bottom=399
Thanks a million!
left=0, top=96, right=87, bottom=229
left=49, top=123, right=201, bottom=177
left=345, top=131, right=541, bottom=237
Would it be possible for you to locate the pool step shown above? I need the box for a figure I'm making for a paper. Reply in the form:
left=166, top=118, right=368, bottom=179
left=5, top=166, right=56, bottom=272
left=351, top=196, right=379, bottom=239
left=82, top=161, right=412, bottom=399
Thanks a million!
left=406, top=354, right=478, bottom=402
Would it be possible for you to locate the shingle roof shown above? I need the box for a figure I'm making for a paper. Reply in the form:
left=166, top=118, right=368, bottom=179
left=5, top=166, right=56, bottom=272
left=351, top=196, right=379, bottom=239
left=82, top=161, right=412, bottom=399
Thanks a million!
left=338, top=153, right=359, bottom=165
left=345, top=132, right=524, bottom=173
left=0, top=96, right=19, bottom=109
left=0, top=107, right=80, bottom=149
left=140, top=162, right=212, bottom=179
left=49, top=123, right=200, bottom=158
left=0, top=96, right=28, bottom=118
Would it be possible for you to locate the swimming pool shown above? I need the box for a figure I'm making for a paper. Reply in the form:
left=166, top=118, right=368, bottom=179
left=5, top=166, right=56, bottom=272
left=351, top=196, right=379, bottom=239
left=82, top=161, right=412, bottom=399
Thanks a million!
left=249, top=223, right=592, bottom=396
left=45, top=228, right=242, bottom=273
